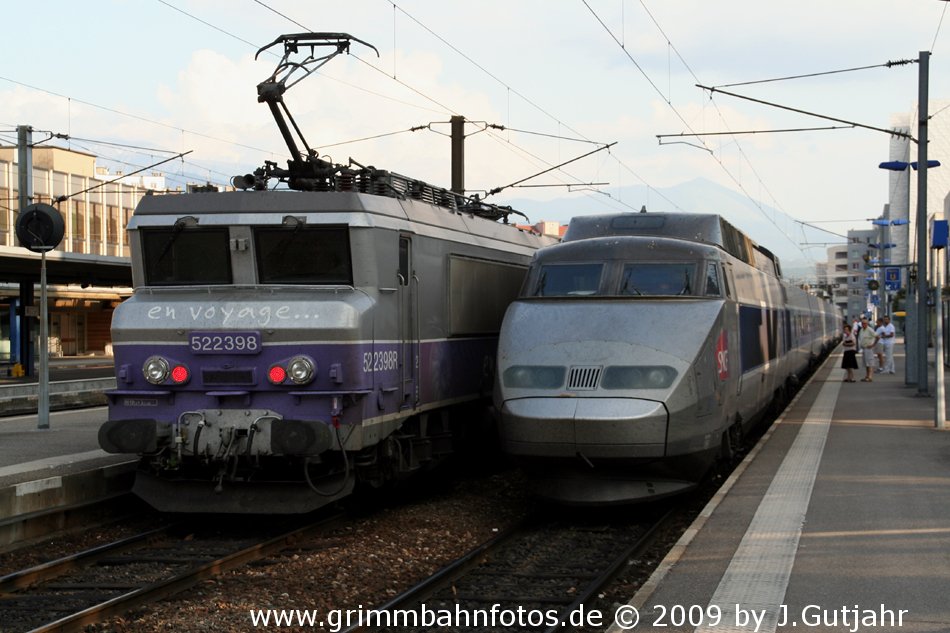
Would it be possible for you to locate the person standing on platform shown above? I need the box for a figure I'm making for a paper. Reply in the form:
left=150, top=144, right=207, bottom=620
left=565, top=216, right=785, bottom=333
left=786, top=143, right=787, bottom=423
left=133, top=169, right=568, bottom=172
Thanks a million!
left=873, top=317, right=886, bottom=372
left=858, top=317, right=879, bottom=382
left=881, top=315, right=896, bottom=374
left=841, top=324, right=858, bottom=382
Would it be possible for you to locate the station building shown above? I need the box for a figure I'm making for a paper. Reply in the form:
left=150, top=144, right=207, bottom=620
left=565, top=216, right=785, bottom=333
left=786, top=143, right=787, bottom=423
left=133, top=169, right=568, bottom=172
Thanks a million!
left=0, top=145, right=149, bottom=363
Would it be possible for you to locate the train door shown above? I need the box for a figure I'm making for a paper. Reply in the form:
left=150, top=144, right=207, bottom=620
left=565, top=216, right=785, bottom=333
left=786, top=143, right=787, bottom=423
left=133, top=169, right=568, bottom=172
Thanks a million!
left=398, top=236, right=419, bottom=407
left=722, top=263, right=743, bottom=399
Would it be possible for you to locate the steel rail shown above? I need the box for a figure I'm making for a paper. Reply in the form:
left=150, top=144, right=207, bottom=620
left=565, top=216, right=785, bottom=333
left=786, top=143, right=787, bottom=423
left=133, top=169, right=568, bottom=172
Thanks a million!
left=0, top=524, right=170, bottom=593
left=340, top=510, right=672, bottom=633
left=4, top=513, right=343, bottom=633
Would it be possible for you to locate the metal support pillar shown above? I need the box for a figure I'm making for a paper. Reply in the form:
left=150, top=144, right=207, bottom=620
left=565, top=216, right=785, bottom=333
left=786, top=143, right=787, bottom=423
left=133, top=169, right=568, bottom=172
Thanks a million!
left=451, top=115, right=465, bottom=195
left=17, top=281, right=33, bottom=375
left=38, top=249, right=50, bottom=430
left=916, top=51, right=930, bottom=396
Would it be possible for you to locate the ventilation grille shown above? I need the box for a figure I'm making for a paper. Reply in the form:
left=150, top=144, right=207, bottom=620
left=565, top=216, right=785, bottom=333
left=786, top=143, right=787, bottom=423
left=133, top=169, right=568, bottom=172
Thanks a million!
left=202, top=369, right=255, bottom=386
left=568, top=366, right=602, bottom=390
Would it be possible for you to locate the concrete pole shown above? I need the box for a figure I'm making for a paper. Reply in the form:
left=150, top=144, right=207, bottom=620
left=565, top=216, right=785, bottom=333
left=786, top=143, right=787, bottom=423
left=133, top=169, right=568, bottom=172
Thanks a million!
left=916, top=51, right=930, bottom=397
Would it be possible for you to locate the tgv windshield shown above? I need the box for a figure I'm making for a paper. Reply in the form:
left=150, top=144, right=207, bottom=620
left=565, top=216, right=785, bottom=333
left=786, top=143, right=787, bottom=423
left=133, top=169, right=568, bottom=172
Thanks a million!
left=533, top=263, right=603, bottom=296
left=527, top=261, right=707, bottom=297
left=620, top=263, right=696, bottom=296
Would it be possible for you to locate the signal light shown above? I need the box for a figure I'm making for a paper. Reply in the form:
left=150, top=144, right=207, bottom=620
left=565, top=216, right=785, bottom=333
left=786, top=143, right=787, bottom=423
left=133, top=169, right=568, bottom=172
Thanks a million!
left=268, top=365, right=287, bottom=384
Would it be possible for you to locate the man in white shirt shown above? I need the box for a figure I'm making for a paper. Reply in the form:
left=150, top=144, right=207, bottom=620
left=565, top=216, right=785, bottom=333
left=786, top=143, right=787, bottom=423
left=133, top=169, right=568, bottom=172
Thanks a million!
left=881, top=315, right=897, bottom=374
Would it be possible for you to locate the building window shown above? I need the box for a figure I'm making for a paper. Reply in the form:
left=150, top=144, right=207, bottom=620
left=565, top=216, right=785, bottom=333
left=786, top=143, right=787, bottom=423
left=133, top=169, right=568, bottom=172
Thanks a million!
left=90, top=202, right=102, bottom=254
left=71, top=200, right=86, bottom=253
left=106, top=205, right=120, bottom=256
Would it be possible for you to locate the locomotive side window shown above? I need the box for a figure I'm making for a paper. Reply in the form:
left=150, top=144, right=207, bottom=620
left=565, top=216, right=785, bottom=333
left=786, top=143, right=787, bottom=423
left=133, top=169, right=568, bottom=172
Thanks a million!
left=533, top=263, right=603, bottom=296
left=705, top=262, right=722, bottom=296
left=619, top=263, right=696, bottom=296
left=721, top=263, right=732, bottom=298
left=255, top=226, right=352, bottom=284
left=142, top=228, right=232, bottom=285
left=398, top=237, right=410, bottom=286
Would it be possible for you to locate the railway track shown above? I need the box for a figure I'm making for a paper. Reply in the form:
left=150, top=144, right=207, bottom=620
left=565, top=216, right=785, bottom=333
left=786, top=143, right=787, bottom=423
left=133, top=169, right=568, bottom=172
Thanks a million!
left=342, top=507, right=673, bottom=633
left=0, top=514, right=342, bottom=633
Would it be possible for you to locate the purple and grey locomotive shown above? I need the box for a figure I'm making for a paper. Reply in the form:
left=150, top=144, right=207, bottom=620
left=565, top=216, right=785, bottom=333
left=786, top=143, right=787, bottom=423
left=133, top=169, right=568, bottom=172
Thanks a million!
left=97, top=33, right=556, bottom=513
left=98, top=178, right=552, bottom=513
left=494, top=213, right=841, bottom=504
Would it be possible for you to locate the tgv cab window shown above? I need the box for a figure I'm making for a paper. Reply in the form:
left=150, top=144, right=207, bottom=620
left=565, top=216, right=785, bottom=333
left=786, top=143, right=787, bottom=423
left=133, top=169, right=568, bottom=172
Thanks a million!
left=705, top=262, right=722, bottom=296
left=142, top=228, right=232, bottom=285
left=533, top=263, right=603, bottom=296
left=255, top=226, right=352, bottom=284
left=619, top=263, right=696, bottom=296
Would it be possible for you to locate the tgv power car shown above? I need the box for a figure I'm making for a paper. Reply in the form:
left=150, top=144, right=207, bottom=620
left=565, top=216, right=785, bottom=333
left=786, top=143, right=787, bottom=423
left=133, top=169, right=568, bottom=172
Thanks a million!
left=494, top=212, right=839, bottom=504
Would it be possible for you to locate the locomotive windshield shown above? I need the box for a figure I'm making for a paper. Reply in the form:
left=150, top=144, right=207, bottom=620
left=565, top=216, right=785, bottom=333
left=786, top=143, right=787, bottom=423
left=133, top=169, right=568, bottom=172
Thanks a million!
left=142, top=228, right=232, bottom=285
left=619, top=263, right=696, bottom=296
left=533, top=263, right=603, bottom=296
left=255, top=226, right=352, bottom=284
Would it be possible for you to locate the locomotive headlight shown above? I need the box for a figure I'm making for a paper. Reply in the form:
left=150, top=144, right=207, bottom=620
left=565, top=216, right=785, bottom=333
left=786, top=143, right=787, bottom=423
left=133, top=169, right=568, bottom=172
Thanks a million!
left=288, top=356, right=315, bottom=385
left=502, top=365, right=565, bottom=389
left=143, top=356, right=170, bottom=384
left=601, top=366, right=677, bottom=390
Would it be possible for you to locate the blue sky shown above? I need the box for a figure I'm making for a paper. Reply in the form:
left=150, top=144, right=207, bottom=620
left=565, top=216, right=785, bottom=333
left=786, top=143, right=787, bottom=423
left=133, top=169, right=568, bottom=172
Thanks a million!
left=3, top=0, right=949, bottom=255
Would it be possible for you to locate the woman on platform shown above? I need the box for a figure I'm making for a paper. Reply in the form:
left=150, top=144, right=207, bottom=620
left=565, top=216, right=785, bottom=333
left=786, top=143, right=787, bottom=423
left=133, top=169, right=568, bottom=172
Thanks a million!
left=841, top=324, right=858, bottom=382
left=857, top=317, right=879, bottom=382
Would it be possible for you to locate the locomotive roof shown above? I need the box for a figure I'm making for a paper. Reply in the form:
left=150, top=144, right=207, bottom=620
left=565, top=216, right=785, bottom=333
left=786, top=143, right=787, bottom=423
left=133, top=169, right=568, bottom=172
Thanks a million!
left=131, top=189, right=555, bottom=253
left=563, top=212, right=781, bottom=277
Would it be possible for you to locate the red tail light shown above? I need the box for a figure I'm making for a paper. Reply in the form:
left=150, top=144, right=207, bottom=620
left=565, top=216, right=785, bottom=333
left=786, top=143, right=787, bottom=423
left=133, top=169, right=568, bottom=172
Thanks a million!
left=171, top=365, right=190, bottom=384
left=268, top=365, right=287, bottom=384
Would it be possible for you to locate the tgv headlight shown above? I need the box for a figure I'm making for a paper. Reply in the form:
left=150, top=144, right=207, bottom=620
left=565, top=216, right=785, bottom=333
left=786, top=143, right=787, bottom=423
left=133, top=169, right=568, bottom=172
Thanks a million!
left=143, top=356, right=170, bottom=385
left=601, top=366, right=678, bottom=390
left=502, top=366, right=565, bottom=389
left=288, top=356, right=315, bottom=385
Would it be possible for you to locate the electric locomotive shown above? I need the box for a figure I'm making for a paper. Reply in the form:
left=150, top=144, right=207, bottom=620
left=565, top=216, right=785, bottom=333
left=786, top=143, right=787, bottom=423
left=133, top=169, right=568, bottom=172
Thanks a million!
left=494, top=212, right=840, bottom=504
left=97, top=33, right=557, bottom=513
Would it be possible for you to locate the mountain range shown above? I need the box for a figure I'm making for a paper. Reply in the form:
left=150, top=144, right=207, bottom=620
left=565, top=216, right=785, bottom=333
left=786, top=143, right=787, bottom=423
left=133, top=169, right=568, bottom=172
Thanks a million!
left=504, top=177, right=836, bottom=282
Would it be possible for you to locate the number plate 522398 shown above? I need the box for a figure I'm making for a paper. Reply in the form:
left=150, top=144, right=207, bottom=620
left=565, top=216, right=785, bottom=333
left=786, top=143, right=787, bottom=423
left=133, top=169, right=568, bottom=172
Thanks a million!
left=188, top=331, right=262, bottom=355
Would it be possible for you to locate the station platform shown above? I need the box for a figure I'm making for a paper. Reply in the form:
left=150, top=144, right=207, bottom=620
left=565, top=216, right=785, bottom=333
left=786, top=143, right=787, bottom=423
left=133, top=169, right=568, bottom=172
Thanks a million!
left=0, top=406, right=134, bottom=545
left=612, top=342, right=950, bottom=633
left=0, top=356, right=116, bottom=417
left=0, top=355, right=115, bottom=384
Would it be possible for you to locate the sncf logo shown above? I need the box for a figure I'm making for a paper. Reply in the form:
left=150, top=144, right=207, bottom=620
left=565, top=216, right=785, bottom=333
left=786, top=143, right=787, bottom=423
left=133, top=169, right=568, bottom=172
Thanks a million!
left=716, top=330, right=729, bottom=380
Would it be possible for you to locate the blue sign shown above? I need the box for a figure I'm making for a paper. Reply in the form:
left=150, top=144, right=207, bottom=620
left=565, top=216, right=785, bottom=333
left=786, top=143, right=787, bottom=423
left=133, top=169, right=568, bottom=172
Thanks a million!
left=884, top=267, right=901, bottom=291
left=932, top=219, right=949, bottom=249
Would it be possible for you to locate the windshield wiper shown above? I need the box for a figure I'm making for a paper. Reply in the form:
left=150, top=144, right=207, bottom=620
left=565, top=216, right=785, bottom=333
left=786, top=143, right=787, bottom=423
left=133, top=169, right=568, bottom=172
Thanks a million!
left=534, top=271, right=547, bottom=295
left=620, top=276, right=642, bottom=296
left=679, top=270, right=692, bottom=295
left=155, top=217, right=194, bottom=264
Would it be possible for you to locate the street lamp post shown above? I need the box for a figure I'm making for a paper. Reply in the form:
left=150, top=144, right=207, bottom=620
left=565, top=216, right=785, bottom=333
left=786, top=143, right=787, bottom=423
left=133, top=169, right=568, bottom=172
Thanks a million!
left=879, top=159, right=940, bottom=391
